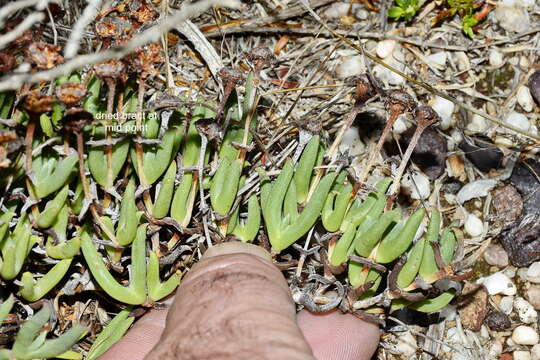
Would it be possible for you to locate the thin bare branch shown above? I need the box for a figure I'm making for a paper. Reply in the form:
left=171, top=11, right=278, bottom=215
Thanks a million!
left=0, top=0, right=240, bottom=91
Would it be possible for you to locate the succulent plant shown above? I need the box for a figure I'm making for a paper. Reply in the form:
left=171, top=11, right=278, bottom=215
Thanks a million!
left=0, top=14, right=467, bottom=354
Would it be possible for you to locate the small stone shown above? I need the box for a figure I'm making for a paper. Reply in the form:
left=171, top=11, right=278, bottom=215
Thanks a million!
left=355, top=8, right=369, bottom=20
left=512, top=326, right=539, bottom=345
left=484, top=245, right=509, bottom=267
left=459, top=136, right=503, bottom=172
left=456, top=179, right=497, bottom=204
left=395, top=331, right=417, bottom=356
left=337, top=56, right=364, bottom=78
left=489, top=340, right=503, bottom=358
left=401, top=126, right=447, bottom=179
left=514, top=350, right=532, bottom=360
left=466, top=114, right=488, bottom=132
left=529, top=70, right=540, bottom=106
left=431, top=96, right=455, bottom=130
left=427, top=52, right=447, bottom=67
left=402, top=172, right=430, bottom=200
left=483, top=272, right=517, bottom=295
left=500, top=296, right=514, bottom=314
left=393, top=114, right=408, bottom=135
left=531, top=344, right=540, bottom=360
left=324, top=2, right=358, bottom=18
left=514, top=297, right=538, bottom=324
left=525, top=286, right=540, bottom=310
left=492, top=185, right=523, bottom=224
left=376, top=40, right=397, bottom=59
left=505, top=112, right=531, bottom=132
left=465, top=214, right=484, bottom=237
left=517, top=86, right=535, bottom=112
left=485, top=311, right=511, bottom=331
left=510, top=159, right=540, bottom=217
left=489, top=50, right=504, bottom=68
left=495, top=3, right=530, bottom=33
left=527, top=262, right=540, bottom=283
left=458, top=283, right=488, bottom=331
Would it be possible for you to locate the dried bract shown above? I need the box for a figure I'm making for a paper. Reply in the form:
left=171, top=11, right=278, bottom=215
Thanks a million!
left=219, top=67, right=245, bottom=86
left=61, top=108, right=94, bottom=133
left=0, top=52, right=15, bottom=74
left=245, top=47, right=273, bottom=74
left=22, top=91, right=54, bottom=114
left=95, top=16, right=133, bottom=38
left=55, top=83, right=87, bottom=107
left=385, top=90, right=416, bottom=113
left=25, top=42, right=64, bottom=70
left=354, top=74, right=377, bottom=104
left=94, top=60, right=126, bottom=80
left=129, top=0, right=158, bottom=23
left=130, top=42, right=163, bottom=78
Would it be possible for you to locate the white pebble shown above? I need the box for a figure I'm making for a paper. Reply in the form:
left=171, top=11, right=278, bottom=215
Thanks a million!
left=466, top=114, right=488, bottom=132
left=505, top=111, right=531, bottom=131
left=517, top=86, right=535, bottom=112
left=456, top=179, right=497, bottom=204
left=514, top=350, right=532, bottom=360
left=464, top=213, right=483, bottom=237
left=527, top=262, right=540, bottom=283
left=376, top=40, right=397, bottom=59
left=393, top=114, right=409, bottom=135
left=337, top=56, right=364, bottom=78
left=427, top=52, right=447, bottom=67
left=489, top=50, right=504, bottom=68
left=514, top=297, right=538, bottom=324
left=324, top=2, right=358, bottom=18
left=403, top=172, right=430, bottom=200
left=483, top=272, right=516, bottom=295
left=512, top=326, right=540, bottom=345
left=495, top=3, right=530, bottom=33
left=431, top=96, right=455, bottom=130
left=395, top=331, right=417, bottom=356
left=500, top=295, right=514, bottom=314
left=340, top=127, right=365, bottom=156
left=518, top=0, right=535, bottom=9
left=531, top=344, right=540, bottom=360
left=489, top=340, right=503, bottom=358
left=355, top=8, right=369, bottom=20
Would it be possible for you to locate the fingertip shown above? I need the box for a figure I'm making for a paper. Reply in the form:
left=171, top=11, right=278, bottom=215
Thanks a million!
left=297, top=310, right=380, bottom=360
left=99, top=309, right=168, bottom=360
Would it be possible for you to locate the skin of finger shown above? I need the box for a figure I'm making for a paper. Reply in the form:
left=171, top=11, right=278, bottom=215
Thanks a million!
left=297, top=310, right=380, bottom=360
left=144, top=248, right=315, bottom=360
left=99, top=309, right=168, bottom=360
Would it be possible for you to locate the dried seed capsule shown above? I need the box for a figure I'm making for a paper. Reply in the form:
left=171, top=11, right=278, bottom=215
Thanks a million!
left=528, top=70, right=540, bottom=106
left=414, top=105, right=441, bottom=126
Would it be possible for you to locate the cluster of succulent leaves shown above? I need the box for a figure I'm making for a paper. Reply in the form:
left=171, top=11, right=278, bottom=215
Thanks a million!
left=388, top=0, right=483, bottom=37
left=0, top=64, right=460, bottom=358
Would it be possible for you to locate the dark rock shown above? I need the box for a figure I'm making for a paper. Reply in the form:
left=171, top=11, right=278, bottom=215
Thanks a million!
left=401, top=126, right=447, bottom=179
left=529, top=70, right=540, bottom=106
left=510, top=159, right=540, bottom=216
left=459, top=136, right=503, bottom=172
left=491, top=185, right=523, bottom=224
left=484, top=311, right=511, bottom=331
left=500, top=215, right=540, bottom=267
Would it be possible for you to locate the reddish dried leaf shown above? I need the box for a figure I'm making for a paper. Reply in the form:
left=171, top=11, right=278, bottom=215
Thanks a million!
left=25, top=42, right=64, bottom=70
